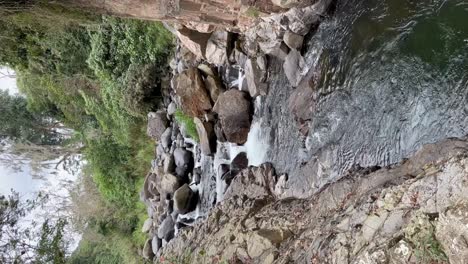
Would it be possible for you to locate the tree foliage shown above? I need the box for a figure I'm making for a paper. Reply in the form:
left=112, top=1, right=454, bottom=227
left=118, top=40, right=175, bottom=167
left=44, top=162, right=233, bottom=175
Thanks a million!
left=0, top=192, right=68, bottom=264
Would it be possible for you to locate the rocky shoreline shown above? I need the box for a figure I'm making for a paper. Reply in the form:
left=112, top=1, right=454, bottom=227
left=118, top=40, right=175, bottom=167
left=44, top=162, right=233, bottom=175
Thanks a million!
left=136, top=0, right=468, bottom=263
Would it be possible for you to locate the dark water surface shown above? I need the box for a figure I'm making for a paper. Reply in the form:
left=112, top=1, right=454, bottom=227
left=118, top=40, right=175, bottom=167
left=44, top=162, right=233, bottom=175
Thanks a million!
left=259, top=0, right=468, bottom=197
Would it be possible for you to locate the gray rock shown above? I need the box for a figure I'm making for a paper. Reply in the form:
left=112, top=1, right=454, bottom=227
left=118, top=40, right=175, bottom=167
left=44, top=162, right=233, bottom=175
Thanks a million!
left=147, top=111, right=168, bottom=140
left=159, top=173, right=180, bottom=194
left=160, top=127, right=172, bottom=150
left=173, top=184, right=198, bottom=214
left=151, top=236, right=162, bottom=255
left=163, top=153, right=175, bottom=174
left=141, top=218, right=153, bottom=233
left=259, top=41, right=289, bottom=61
left=283, top=49, right=306, bottom=87
left=157, top=216, right=175, bottom=241
left=213, top=90, right=252, bottom=145
left=284, top=30, right=304, bottom=50
left=167, top=102, right=177, bottom=116
left=204, top=75, right=224, bottom=103
left=245, top=58, right=268, bottom=98
left=194, top=118, right=215, bottom=155
left=174, top=148, right=192, bottom=168
left=205, top=30, right=230, bottom=65
left=142, top=239, right=154, bottom=260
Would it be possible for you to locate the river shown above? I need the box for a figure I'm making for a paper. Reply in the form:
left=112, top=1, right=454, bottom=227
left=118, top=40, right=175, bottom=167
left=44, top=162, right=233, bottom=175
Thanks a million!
left=256, top=0, right=468, bottom=197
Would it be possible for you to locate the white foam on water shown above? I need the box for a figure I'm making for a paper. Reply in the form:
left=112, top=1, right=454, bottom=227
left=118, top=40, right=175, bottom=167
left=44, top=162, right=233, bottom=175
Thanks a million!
left=245, top=121, right=270, bottom=166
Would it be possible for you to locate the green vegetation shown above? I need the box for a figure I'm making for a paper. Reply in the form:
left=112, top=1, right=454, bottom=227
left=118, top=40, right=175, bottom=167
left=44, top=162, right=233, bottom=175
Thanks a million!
left=0, top=2, right=174, bottom=262
left=174, top=110, right=199, bottom=142
left=404, top=213, right=448, bottom=263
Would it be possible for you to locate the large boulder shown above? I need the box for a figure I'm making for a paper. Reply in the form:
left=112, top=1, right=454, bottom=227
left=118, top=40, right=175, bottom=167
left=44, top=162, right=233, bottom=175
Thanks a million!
left=283, top=49, right=306, bottom=87
left=283, top=30, right=304, bottom=50
left=160, top=127, right=172, bottom=151
left=194, top=118, right=215, bottom=155
left=157, top=216, right=175, bottom=241
left=176, top=27, right=212, bottom=59
left=173, top=148, right=193, bottom=179
left=159, top=173, right=180, bottom=194
left=213, top=90, right=252, bottom=145
left=141, top=218, right=153, bottom=233
left=152, top=236, right=162, bottom=255
left=173, top=184, right=198, bottom=214
left=147, top=111, right=168, bottom=140
left=142, top=173, right=158, bottom=201
left=231, top=152, right=249, bottom=177
left=142, top=239, right=154, bottom=260
left=245, top=58, right=268, bottom=98
left=174, top=68, right=212, bottom=117
left=205, top=31, right=231, bottom=65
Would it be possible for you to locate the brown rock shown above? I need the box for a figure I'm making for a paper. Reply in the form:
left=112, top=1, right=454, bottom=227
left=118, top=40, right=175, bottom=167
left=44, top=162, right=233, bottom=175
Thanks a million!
left=174, top=68, right=212, bottom=117
left=173, top=184, right=198, bottom=214
left=283, top=49, right=306, bottom=87
left=213, top=90, right=252, bottom=145
left=159, top=173, right=180, bottom=194
left=194, top=117, right=215, bottom=155
left=176, top=27, right=212, bottom=59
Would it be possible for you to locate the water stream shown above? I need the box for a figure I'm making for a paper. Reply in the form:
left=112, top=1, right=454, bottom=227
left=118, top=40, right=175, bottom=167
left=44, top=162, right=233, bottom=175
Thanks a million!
left=257, top=0, right=468, bottom=197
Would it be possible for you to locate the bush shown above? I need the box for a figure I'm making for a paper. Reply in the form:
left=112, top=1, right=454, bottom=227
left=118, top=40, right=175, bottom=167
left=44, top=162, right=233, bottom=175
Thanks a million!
left=174, top=110, right=199, bottom=142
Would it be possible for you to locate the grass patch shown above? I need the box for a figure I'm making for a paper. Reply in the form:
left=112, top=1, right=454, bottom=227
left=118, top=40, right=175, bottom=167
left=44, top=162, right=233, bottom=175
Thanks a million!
left=174, top=109, right=199, bottom=142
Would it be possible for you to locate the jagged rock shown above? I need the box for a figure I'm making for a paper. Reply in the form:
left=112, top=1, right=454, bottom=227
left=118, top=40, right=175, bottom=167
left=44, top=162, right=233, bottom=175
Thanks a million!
left=167, top=102, right=177, bottom=116
left=194, top=118, right=215, bottom=155
left=197, top=63, right=216, bottom=77
left=147, top=111, right=168, bottom=140
left=176, top=27, right=211, bottom=59
left=286, top=5, right=322, bottom=35
left=283, top=49, right=306, bottom=87
left=245, top=58, right=268, bottom=98
left=163, top=153, right=175, bottom=174
left=288, top=72, right=315, bottom=122
left=159, top=173, right=180, bottom=194
left=213, top=90, right=252, bottom=145
left=173, top=184, right=198, bottom=214
left=214, top=121, right=227, bottom=142
left=184, top=21, right=216, bottom=33
left=158, top=216, right=175, bottom=241
left=142, top=239, right=154, bottom=260
left=259, top=41, right=289, bottom=60
left=160, top=127, right=172, bottom=151
left=142, top=218, right=153, bottom=233
left=174, top=68, right=212, bottom=117
left=152, top=236, right=162, bottom=255
left=204, top=75, right=224, bottom=103
left=436, top=202, right=468, bottom=264
left=229, top=47, right=248, bottom=67
left=283, top=30, right=304, bottom=50
left=231, top=152, right=248, bottom=177
left=206, top=31, right=230, bottom=65
left=142, top=172, right=158, bottom=201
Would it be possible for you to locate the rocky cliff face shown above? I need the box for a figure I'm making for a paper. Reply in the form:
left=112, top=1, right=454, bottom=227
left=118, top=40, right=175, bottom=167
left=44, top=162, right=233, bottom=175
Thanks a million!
left=159, top=138, right=468, bottom=263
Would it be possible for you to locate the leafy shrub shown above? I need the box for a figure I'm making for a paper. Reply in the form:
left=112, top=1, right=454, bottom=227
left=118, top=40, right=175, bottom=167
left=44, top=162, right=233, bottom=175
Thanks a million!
left=174, top=110, right=199, bottom=142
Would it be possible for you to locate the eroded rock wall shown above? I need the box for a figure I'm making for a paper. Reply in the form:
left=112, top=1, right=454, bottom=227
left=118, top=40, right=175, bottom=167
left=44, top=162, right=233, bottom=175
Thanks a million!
left=159, top=138, right=468, bottom=263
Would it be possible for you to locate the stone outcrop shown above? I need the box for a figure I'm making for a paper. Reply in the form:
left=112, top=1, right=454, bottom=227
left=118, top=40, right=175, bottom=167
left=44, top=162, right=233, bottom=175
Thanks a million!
left=158, top=139, right=468, bottom=263
left=147, top=111, right=168, bottom=140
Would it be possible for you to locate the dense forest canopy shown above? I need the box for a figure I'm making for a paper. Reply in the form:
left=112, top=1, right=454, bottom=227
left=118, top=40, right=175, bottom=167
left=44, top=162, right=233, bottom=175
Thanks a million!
left=0, top=1, right=174, bottom=262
